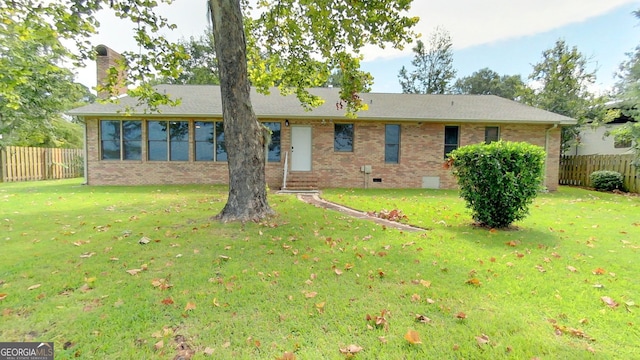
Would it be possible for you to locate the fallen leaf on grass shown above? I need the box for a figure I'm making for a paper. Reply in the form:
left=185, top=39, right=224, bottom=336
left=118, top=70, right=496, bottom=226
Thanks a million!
left=476, top=334, right=490, bottom=346
left=415, top=314, right=431, bottom=323
left=455, top=312, right=467, bottom=320
left=404, top=330, right=422, bottom=344
left=154, top=340, right=163, bottom=350
left=79, top=252, right=96, bottom=258
left=553, top=325, right=595, bottom=341
left=411, top=294, right=420, bottom=302
left=27, top=284, right=41, bottom=290
left=203, top=347, right=215, bottom=356
left=419, top=280, right=431, bottom=288
left=592, top=268, right=606, bottom=275
left=184, top=302, right=196, bottom=311
left=161, top=298, right=174, bottom=305
left=535, top=265, right=546, bottom=273
left=276, top=351, right=296, bottom=360
left=0, top=293, right=7, bottom=300
left=505, top=240, right=517, bottom=247
left=601, top=296, right=618, bottom=308
left=139, top=237, right=151, bottom=245
left=126, top=269, right=143, bottom=276
left=315, top=302, right=325, bottom=314
left=567, top=266, right=578, bottom=272
left=366, top=310, right=389, bottom=330
left=465, top=278, right=481, bottom=286
left=334, top=268, right=343, bottom=276
left=339, top=344, right=363, bottom=355
left=151, top=278, right=173, bottom=290
left=304, top=291, right=318, bottom=299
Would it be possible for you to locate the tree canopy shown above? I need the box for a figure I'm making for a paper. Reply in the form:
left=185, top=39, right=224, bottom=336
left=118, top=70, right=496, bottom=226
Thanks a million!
left=0, top=6, right=93, bottom=148
left=153, top=30, right=220, bottom=85
left=452, top=68, right=524, bottom=100
left=519, top=39, right=605, bottom=153
left=397, top=27, right=456, bottom=94
left=603, top=10, right=640, bottom=163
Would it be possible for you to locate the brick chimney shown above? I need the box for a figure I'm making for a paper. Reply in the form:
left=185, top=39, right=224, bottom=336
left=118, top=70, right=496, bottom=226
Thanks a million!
left=95, top=44, right=128, bottom=99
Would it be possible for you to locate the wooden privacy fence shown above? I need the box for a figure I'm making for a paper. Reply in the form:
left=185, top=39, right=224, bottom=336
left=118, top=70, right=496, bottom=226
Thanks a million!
left=0, top=146, right=83, bottom=182
left=559, top=154, right=639, bottom=193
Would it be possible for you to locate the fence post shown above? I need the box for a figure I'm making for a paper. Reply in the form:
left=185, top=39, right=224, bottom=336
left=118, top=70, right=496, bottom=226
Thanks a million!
left=0, top=147, right=5, bottom=183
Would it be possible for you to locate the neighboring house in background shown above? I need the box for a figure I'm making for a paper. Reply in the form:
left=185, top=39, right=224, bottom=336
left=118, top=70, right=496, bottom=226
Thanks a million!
left=68, top=46, right=575, bottom=191
left=567, top=109, right=636, bottom=156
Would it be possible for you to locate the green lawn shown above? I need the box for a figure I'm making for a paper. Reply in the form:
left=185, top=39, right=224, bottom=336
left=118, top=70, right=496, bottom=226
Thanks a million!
left=1, top=179, right=638, bottom=359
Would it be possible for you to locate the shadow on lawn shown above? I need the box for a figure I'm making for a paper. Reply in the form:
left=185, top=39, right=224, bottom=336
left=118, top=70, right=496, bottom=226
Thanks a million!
left=1, top=179, right=229, bottom=196
left=441, top=222, right=561, bottom=250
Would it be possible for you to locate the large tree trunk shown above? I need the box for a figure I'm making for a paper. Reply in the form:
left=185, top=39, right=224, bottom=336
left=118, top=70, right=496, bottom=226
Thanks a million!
left=209, top=0, right=274, bottom=222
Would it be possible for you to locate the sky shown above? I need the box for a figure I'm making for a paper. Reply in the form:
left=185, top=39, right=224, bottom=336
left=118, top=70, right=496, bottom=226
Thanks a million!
left=74, top=0, right=640, bottom=95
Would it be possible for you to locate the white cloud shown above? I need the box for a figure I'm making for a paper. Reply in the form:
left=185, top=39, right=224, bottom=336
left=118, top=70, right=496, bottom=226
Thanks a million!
left=361, top=0, right=638, bottom=60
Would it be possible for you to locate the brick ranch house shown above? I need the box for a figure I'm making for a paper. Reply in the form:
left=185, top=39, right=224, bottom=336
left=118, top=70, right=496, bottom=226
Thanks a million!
left=69, top=84, right=575, bottom=191
left=68, top=46, right=575, bottom=190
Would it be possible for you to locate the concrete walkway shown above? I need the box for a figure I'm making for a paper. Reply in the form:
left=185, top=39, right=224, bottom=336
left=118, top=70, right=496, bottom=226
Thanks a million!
left=295, top=192, right=426, bottom=232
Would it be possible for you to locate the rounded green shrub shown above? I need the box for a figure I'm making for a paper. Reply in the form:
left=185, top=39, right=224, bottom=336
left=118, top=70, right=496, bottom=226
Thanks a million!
left=589, top=170, right=624, bottom=192
left=448, top=141, right=546, bottom=228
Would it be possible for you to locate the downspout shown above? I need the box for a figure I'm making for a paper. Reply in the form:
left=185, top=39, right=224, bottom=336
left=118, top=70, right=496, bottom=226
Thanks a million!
left=83, top=118, right=88, bottom=185
left=544, top=123, right=559, bottom=190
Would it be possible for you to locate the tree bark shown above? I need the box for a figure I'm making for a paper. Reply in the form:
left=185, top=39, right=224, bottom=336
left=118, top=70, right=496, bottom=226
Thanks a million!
left=209, top=0, right=274, bottom=222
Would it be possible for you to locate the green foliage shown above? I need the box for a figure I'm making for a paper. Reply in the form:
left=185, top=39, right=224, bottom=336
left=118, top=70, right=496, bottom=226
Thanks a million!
left=590, top=170, right=624, bottom=191
left=152, top=30, right=220, bottom=85
left=453, top=67, right=525, bottom=100
left=0, top=5, right=92, bottom=148
left=519, top=39, right=606, bottom=153
left=448, top=141, right=546, bottom=228
left=398, top=27, right=456, bottom=94
left=247, top=0, right=419, bottom=114
left=10, top=118, right=84, bottom=149
left=602, top=10, right=640, bottom=165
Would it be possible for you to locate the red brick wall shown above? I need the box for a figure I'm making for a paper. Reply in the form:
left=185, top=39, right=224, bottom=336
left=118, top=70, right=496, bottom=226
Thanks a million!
left=96, top=45, right=128, bottom=99
left=85, top=117, right=562, bottom=190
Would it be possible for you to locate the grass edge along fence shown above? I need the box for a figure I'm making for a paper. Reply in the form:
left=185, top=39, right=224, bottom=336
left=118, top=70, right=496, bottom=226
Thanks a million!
left=559, top=154, right=639, bottom=193
left=0, top=146, right=83, bottom=182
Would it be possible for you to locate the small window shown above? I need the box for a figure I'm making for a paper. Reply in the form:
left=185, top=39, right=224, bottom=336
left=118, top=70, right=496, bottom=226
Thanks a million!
left=100, top=120, right=121, bottom=160
left=444, top=126, right=459, bottom=158
left=148, top=121, right=189, bottom=161
left=100, top=120, right=142, bottom=160
left=614, top=138, right=632, bottom=148
left=334, top=123, right=354, bottom=152
left=263, top=122, right=281, bottom=162
left=195, top=121, right=215, bottom=161
left=385, top=124, right=400, bottom=163
left=148, top=121, right=168, bottom=161
left=169, top=121, right=189, bottom=161
left=485, top=126, right=500, bottom=144
left=122, top=121, right=142, bottom=160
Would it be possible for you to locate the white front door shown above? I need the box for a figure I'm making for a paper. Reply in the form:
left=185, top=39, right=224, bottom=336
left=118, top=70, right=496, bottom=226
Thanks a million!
left=291, top=126, right=312, bottom=171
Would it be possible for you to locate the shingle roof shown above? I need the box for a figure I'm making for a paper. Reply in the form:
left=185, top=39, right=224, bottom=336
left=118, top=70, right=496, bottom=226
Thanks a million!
left=68, top=85, right=576, bottom=125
